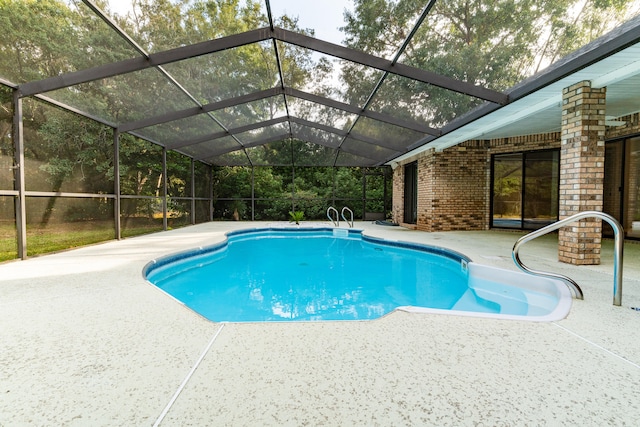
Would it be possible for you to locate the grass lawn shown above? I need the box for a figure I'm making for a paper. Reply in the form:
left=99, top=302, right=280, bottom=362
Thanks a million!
left=0, top=219, right=167, bottom=262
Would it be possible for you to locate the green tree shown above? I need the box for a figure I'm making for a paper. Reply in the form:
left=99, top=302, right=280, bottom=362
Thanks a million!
left=119, top=135, right=164, bottom=197
left=0, top=0, right=327, bottom=196
left=33, top=103, right=114, bottom=225
left=0, top=86, right=14, bottom=191
left=341, top=0, right=639, bottom=127
left=532, top=0, right=638, bottom=72
left=0, top=0, right=395, bottom=226
left=121, top=0, right=329, bottom=131
left=0, top=0, right=77, bottom=82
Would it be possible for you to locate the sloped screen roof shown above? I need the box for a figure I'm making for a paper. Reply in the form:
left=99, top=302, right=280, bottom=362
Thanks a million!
left=2, top=0, right=639, bottom=166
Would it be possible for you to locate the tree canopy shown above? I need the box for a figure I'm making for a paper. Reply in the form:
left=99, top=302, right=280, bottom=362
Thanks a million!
left=0, top=0, right=638, bottom=223
left=341, top=0, right=639, bottom=126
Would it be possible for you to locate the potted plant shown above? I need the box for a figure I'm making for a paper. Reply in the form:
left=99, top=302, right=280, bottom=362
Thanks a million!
left=289, top=210, right=304, bottom=225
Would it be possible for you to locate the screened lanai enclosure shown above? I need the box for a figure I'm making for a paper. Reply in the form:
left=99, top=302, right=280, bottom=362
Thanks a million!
left=1, top=0, right=639, bottom=260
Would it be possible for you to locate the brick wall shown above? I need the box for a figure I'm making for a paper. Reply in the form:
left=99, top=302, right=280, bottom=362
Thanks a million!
left=487, top=133, right=560, bottom=154
left=415, top=144, right=488, bottom=231
left=393, top=134, right=563, bottom=231
left=558, top=81, right=606, bottom=265
left=415, top=150, right=435, bottom=229
left=605, top=112, right=640, bottom=139
left=391, top=164, right=404, bottom=223
left=391, top=84, right=638, bottom=237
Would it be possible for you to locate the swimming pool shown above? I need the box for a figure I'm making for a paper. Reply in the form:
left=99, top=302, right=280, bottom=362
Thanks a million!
left=143, top=228, right=572, bottom=322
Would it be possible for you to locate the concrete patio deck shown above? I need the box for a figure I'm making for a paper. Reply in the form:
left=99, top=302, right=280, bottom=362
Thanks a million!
left=1, top=221, right=639, bottom=426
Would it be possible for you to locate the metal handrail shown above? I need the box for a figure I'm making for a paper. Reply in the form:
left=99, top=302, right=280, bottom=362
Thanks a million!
left=341, top=206, right=354, bottom=228
left=327, top=206, right=339, bottom=226
left=512, top=211, right=624, bottom=305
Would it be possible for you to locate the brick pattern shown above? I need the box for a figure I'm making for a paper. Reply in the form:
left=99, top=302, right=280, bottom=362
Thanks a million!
left=487, top=133, right=560, bottom=153
left=391, top=165, right=404, bottom=223
left=392, top=135, right=563, bottom=230
left=419, top=144, right=489, bottom=231
left=415, top=150, right=435, bottom=230
left=604, top=112, right=640, bottom=139
left=558, top=81, right=606, bottom=265
left=391, top=84, right=638, bottom=243
left=391, top=144, right=487, bottom=231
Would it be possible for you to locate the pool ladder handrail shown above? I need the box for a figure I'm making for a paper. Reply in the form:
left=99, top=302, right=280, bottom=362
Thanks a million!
left=341, top=206, right=354, bottom=228
left=327, top=206, right=339, bottom=227
left=512, top=210, right=624, bottom=306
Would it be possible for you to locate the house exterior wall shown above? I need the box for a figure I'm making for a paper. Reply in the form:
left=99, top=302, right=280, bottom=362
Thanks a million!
left=392, top=134, right=563, bottom=230
left=414, top=144, right=488, bottom=232
left=605, top=112, right=640, bottom=139
left=391, top=82, right=636, bottom=260
left=486, top=133, right=560, bottom=154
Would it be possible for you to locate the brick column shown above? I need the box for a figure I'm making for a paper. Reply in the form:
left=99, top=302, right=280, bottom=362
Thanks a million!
left=391, top=164, right=404, bottom=223
left=559, top=81, right=606, bottom=265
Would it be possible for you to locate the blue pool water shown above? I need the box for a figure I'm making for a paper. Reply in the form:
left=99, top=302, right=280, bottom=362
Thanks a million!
left=144, top=228, right=570, bottom=322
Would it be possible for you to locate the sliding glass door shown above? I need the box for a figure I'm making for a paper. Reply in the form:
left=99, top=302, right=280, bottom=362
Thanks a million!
left=404, top=162, right=417, bottom=224
left=491, top=154, right=522, bottom=229
left=604, top=137, right=640, bottom=239
left=629, top=138, right=640, bottom=238
left=491, top=150, right=559, bottom=230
